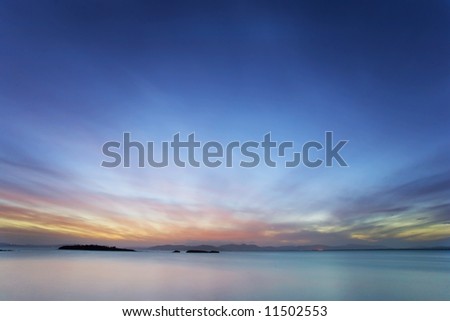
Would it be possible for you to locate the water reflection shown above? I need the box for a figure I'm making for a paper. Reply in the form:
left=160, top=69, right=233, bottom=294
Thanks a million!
left=0, top=250, right=449, bottom=300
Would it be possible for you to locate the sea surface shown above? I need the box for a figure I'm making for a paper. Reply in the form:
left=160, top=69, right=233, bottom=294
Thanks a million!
left=0, top=248, right=449, bottom=300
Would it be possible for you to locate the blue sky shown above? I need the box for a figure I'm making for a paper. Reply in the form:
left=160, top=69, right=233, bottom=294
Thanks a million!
left=0, top=0, right=449, bottom=247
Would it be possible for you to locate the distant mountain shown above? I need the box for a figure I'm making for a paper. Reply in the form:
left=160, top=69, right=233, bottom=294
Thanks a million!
left=147, top=243, right=450, bottom=252
left=148, top=244, right=218, bottom=251
left=218, top=244, right=264, bottom=251
left=147, top=243, right=393, bottom=252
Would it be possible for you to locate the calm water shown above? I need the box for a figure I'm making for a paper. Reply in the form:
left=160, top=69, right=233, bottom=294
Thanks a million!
left=0, top=249, right=449, bottom=300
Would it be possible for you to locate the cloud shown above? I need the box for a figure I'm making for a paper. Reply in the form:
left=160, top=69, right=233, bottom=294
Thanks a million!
left=1, top=151, right=449, bottom=246
left=325, top=156, right=450, bottom=244
left=270, top=229, right=354, bottom=246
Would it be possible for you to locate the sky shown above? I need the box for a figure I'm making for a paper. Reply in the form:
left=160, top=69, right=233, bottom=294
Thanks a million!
left=0, top=0, right=449, bottom=247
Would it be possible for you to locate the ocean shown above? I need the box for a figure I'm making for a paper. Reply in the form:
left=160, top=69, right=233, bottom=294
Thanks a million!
left=1, top=249, right=449, bottom=300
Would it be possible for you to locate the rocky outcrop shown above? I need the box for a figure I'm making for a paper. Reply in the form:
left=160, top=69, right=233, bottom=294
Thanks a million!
left=59, top=244, right=135, bottom=252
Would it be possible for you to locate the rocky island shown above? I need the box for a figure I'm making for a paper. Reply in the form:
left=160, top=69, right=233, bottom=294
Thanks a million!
left=59, top=244, right=135, bottom=252
left=186, top=250, right=220, bottom=253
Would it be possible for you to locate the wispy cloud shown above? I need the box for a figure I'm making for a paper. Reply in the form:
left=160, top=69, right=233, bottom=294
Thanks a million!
left=0, top=0, right=448, bottom=247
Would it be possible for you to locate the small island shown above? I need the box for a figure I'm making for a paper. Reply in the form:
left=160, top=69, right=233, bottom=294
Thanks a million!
left=59, top=244, right=135, bottom=252
left=186, top=250, right=220, bottom=253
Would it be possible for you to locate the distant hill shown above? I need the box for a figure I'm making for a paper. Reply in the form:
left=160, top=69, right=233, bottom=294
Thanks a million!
left=147, top=243, right=450, bottom=252
left=148, top=243, right=385, bottom=252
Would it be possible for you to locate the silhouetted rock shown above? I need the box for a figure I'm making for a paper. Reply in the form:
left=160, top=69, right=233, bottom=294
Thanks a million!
left=172, top=250, right=180, bottom=253
left=59, top=244, right=135, bottom=252
left=186, top=250, right=220, bottom=253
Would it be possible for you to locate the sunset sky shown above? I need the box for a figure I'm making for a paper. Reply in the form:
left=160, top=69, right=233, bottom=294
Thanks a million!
left=0, top=1, right=449, bottom=247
